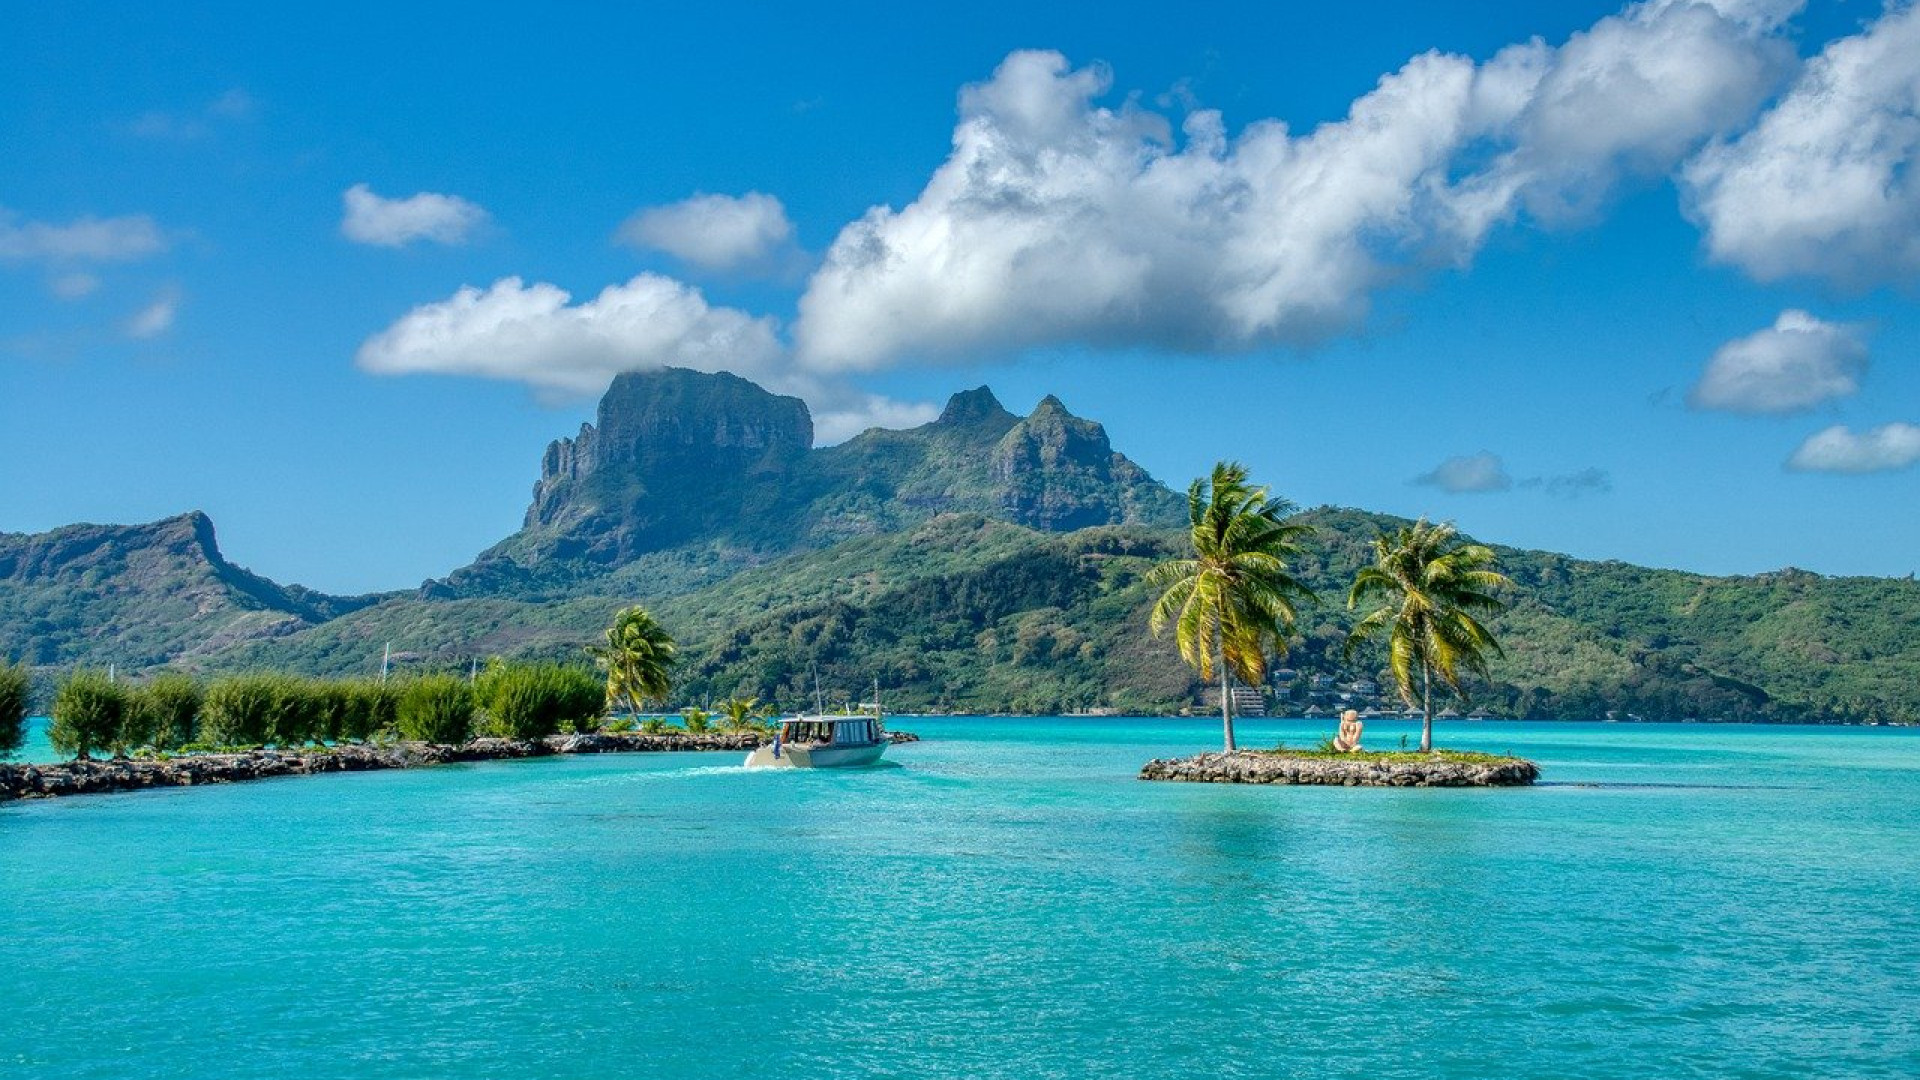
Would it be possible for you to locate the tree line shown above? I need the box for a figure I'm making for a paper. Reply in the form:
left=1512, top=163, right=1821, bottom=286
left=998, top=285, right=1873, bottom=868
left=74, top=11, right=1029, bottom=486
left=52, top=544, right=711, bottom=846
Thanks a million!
left=30, top=662, right=611, bottom=761
left=2, top=607, right=792, bottom=762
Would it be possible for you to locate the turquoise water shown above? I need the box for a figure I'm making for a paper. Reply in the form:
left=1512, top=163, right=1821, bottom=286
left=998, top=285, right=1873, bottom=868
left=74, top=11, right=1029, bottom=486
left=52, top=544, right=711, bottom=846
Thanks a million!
left=15, top=715, right=52, bottom=762
left=4, top=717, right=1917, bottom=1079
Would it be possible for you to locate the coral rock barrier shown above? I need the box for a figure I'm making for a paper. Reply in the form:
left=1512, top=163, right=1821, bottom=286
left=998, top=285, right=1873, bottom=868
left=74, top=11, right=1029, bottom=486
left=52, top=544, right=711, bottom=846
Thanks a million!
left=1, top=728, right=920, bottom=802
left=1139, top=751, right=1540, bottom=787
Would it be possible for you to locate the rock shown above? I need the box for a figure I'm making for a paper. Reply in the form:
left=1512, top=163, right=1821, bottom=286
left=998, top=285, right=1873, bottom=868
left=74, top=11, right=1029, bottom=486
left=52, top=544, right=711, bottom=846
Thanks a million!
left=990, top=396, right=1167, bottom=531
left=0, top=729, right=919, bottom=803
left=1138, top=751, right=1540, bottom=787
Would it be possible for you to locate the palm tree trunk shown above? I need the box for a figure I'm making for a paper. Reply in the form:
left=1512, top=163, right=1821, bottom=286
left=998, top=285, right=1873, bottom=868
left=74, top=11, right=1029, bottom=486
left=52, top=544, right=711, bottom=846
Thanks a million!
left=1218, top=637, right=1236, bottom=753
left=1220, top=662, right=1236, bottom=753
left=1420, top=660, right=1434, bottom=753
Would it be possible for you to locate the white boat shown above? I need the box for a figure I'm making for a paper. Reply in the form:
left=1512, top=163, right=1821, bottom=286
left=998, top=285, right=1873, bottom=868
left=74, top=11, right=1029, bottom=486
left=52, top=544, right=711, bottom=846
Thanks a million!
left=743, top=713, right=890, bottom=769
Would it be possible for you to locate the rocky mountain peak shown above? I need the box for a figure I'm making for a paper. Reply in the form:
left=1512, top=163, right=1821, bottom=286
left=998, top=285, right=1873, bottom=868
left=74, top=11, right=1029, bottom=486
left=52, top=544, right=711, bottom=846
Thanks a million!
left=1030, top=394, right=1071, bottom=419
left=936, top=386, right=1016, bottom=429
left=986, top=396, right=1177, bottom=531
left=526, top=368, right=812, bottom=531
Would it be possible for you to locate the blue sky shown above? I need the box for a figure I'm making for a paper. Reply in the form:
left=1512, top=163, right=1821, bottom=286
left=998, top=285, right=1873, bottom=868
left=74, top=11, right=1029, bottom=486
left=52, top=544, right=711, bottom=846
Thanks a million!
left=3, top=0, right=1917, bottom=593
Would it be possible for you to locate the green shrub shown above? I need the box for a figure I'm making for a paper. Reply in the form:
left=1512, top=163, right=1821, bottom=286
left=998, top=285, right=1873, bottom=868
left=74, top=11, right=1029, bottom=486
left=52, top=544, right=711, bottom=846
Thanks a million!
left=268, top=675, right=323, bottom=747
left=0, top=662, right=29, bottom=760
left=127, top=673, right=202, bottom=751
left=309, top=680, right=356, bottom=743
left=681, top=706, right=711, bottom=734
left=201, top=674, right=282, bottom=747
left=50, top=670, right=127, bottom=760
left=397, top=675, right=475, bottom=744
left=477, top=662, right=604, bottom=739
left=343, top=680, right=400, bottom=741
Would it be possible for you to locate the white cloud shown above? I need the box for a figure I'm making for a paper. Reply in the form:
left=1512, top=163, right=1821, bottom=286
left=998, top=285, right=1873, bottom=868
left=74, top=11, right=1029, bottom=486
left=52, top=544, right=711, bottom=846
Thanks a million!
left=616, top=192, right=800, bottom=273
left=49, top=273, right=99, bottom=300
left=340, top=184, right=489, bottom=247
left=805, top=386, right=941, bottom=444
left=795, top=3, right=1794, bottom=371
left=0, top=208, right=168, bottom=265
left=1682, top=4, right=1920, bottom=285
left=1787, top=422, right=1920, bottom=473
left=354, top=273, right=932, bottom=441
left=356, top=274, right=779, bottom=395
left=1489, top=0, right=1796, bottom=222
left=1414, top=452, right=1513, bottom=493
left=1689, top=309, right=1866, bottom=413
left=128, top=88, right=259, bottom=140
left=125, top=290, right=179, bottom=339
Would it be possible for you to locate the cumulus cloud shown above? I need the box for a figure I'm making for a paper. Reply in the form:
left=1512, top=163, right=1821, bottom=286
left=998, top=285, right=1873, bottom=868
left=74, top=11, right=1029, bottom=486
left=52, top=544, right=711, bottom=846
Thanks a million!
left=1787, top=422, right=1920, bottom=473
left=125, top=290, right=179, bottom=339
left=356, top=274, right=780, bottom=395
left=1489, top=0, right=1796, bottom=222
left=340, top=184, right=489, bottom=247
left=1414, top=452, right=1513, bottom=493
left=616, top=192, right=801, bottom=274
left=795, top=3, right=1794, bottom=371
left=1683, top=4, right=1920, bottom=285
left=1689, top=309, right=1867, bottom=413
left=0, top=208, right=168, bottom=265
left=354, top=273, right=932, bottom=441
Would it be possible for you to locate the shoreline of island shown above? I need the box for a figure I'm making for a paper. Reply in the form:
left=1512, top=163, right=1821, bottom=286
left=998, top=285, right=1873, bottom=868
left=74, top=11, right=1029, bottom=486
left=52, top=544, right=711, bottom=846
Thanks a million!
left=1140, top=749, right=1540, bottom=787
left=0, top=729, right=921, bottom=803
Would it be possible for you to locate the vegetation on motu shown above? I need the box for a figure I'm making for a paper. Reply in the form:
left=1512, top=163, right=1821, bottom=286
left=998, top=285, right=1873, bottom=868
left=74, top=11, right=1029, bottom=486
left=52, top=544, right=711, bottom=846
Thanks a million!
left=396, top=675, right=475, bottom=744
left=28, top=662, right=613, bottom=761
left=475, top=661, right=603, bottom=739
left=49, top=670, right=126, bottom=760
left=1, top=662, right=32, bottom=759
left=1148, top=462, right=1315, bottom=751
left=1345, top=519, right=1512, bottom=751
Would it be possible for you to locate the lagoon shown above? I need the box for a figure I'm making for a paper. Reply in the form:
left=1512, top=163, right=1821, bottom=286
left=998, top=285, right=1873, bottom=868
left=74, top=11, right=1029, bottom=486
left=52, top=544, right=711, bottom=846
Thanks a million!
left=4, top=717, right=1918, bottom=1079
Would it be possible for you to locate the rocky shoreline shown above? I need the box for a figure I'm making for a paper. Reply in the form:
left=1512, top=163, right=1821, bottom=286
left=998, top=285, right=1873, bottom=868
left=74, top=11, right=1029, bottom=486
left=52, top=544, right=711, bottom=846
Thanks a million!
left=1139, top=750, right=1539, bottom=787
left=0, top=730, right=921, bottom=803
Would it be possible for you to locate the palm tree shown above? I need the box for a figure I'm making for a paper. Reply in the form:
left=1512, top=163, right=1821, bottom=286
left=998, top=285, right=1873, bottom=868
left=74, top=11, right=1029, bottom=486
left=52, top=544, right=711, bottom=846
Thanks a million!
left=718, top=696, right=768, bottom=733
left=590, top=606, right=676, bottom=724
left=1148, top=462, right=1316, bottom=752
left=1345, top=519, right=1511, bottom=753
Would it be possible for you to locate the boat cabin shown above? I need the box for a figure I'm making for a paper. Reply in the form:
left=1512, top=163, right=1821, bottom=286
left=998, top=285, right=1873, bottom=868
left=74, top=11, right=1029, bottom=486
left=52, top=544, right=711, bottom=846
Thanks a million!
left=779, top=716, right=883, bottom=746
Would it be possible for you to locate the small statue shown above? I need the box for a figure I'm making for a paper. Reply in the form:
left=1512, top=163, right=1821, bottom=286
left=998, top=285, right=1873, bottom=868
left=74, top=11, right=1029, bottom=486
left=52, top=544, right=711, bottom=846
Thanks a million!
left=1332, top=708, right=1364, bottom=752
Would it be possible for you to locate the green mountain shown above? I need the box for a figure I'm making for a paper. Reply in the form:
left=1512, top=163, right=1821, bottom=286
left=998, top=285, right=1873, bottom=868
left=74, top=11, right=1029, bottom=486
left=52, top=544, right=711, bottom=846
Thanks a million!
left=433, top=369, right=1182, bottom=600
left=0, top=511, right=384, bottom=669
left=5, top=369, right=1917, bottom=724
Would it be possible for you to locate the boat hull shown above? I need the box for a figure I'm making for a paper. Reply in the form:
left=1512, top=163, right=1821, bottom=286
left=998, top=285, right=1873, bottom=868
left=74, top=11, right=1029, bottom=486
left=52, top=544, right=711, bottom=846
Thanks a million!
left=743, top=740, right=889, bottom=769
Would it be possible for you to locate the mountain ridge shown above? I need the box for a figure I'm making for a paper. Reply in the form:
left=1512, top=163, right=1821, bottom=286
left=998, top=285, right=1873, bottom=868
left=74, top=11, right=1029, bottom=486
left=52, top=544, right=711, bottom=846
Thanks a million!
left=4, top=368, right=1917, bottom=724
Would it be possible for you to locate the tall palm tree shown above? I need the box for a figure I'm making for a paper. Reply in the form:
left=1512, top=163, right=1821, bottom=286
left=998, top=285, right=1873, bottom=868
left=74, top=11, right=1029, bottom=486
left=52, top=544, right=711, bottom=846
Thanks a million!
left=591, top=606, right=676, bottom=724
left=1345, top=519, right=1511, bottom=752
left=1148, top=462, right=1316, bottom=752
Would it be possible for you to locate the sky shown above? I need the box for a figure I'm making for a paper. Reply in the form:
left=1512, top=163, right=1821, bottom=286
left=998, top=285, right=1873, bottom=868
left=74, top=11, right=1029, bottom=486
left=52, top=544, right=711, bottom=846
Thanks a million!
left=3, top=0, right=1917, bottom=594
